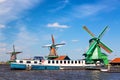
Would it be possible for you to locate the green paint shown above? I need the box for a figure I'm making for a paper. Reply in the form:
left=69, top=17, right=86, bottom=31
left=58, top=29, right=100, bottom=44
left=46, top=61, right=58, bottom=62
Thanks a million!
left=83, top=26, right=112, bottom=65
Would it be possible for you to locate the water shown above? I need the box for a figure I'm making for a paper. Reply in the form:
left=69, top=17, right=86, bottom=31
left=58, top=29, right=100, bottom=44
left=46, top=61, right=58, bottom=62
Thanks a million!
left=0, top=65, right=120, bottom=80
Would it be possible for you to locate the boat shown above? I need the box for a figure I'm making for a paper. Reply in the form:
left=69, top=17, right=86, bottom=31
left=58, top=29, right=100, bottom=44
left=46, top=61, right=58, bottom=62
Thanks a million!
left=10, top=58, right=97, bottom=70
left=100, top=68, right=108, bottom=72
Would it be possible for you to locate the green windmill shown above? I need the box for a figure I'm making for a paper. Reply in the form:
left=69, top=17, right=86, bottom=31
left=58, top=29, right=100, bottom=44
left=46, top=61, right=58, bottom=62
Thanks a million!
left=83, top=26, right=113, bottom=65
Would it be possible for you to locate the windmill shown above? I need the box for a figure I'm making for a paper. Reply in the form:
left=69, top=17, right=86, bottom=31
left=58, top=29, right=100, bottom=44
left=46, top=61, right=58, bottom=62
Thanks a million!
left=83, top=26, right=113, bottom=65
left=7, top=45, right=22, bottom=61
left=43, top=35, right=65, bottom=60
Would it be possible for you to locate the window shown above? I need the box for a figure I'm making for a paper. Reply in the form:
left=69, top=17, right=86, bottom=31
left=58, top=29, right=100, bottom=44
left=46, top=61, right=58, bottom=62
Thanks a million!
left=40, top=59, right=41, bottom=62
left=34, top=61, right=37, bottom=64
left=68, top=61, right=70, bottom=64
left=27, top=61, right=31, bottom=63
left=71, top=61, right=73, bottom=64
left=64, top=61, right=66, bottom=64
left=78, top=61, right=81, bottom=64
left=20, top=61, right=23, bottom=63
left=52, top=60, right=54, bottom=64
left=60, top=61, right=62, bottom=64
left=75, top=61, right=77, bottom=64
left=48, top=60, right=50, bottom=64
left=56, top=60, right=58, bottom=64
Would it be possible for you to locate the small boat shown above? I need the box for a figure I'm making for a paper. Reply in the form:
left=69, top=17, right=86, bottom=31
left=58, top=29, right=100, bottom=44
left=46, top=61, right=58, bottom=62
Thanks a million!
left=100, top=68, right=108, bottom=72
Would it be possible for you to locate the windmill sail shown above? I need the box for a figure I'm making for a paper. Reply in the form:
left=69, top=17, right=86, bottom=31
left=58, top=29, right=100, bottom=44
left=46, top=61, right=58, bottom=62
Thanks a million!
left=83, top=26, right=95, bottom=37
left=7, top=45, right=22, bottom=61
left=98, top=26, right=108, bottom=39
left=52, top=34, right=55, bottom=44
left=99, top=42, right=112, bottom=53
left=43, top=35, right=65, bottom=59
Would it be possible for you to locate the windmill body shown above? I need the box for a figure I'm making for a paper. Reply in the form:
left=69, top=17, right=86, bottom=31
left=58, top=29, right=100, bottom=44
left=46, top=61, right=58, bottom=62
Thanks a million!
left=83, top=26, right=112, bottom=65
left=43, top=35, right=65, bottom=60
left=7, top=45, right=22, bottom=61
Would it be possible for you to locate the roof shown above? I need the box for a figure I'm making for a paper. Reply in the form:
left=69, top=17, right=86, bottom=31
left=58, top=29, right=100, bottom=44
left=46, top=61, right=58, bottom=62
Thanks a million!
left=54, top=55, right=70, bottom=60
left=110, top=58, right=120, bottom=63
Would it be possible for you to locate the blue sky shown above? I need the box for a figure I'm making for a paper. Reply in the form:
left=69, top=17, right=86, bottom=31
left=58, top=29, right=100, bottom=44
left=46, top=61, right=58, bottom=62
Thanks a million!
left=0, top=0, right=120, bottom=61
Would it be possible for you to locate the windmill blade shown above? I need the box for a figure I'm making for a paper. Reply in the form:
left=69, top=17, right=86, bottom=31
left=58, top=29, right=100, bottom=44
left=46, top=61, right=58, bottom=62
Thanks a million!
left=98, top=26, right=108, bottom=39
left=83, top=26, right=95, bottom=38
left=6, top=52, right=13, bottom=54
left=56, top=45, right=64, bottom=48
left=13, top=45, right=15, bottom=52
left=86, top=41, right=97, bottom=55
left=55, top=43, right=65, bottom=46
left=51, top=34, right=55, bottom=44
left=99, top=41, right=113, bottom=53
left=42, top=44, right=52, bottom=47
left=14, top=52, right=22, bottom=54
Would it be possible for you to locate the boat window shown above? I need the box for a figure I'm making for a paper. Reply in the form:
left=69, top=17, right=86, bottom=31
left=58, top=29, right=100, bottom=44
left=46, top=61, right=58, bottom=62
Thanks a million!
left=56, top=60, right=58, bottom=64
left=52, top=60, right=54, bottom=64
left=75, top=61, right=77, bottom=64
left=48, top=60, right=50, bottom=64
left=60, top=61, right=62, bottom=64
left=78, top=61, right=81, bottom=64
left=40, top=59, right=41, bottom=62
left=71, top=61, right=73, bottom=64
left=34, top=61, right=37, bottom=64
left=27, top=61, right=31, bottom=63
left=20, top=61, right=23, bottom=63
left=68, top=61, right=70, bottom=64
left=64, top=61, right=66, bottom=64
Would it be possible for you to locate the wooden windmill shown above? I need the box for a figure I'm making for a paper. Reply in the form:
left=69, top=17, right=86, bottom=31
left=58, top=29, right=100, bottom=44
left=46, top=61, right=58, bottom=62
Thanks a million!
left=83, top=26, right=113, bottom=65
left=7, top=45, right=22, bottom=61
left=43, top=35, right=65, bottom=60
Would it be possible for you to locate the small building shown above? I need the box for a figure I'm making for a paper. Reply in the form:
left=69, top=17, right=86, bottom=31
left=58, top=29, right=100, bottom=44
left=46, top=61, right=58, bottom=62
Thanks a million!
left=110, top=58, right=120, bottom=66
left=108, top=58, right=120, bottom=72
left=54, top=55, right=70, bottom=60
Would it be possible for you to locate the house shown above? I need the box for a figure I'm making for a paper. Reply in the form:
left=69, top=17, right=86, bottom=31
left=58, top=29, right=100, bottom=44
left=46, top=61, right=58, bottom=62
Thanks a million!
left=110, top=58, right=120, bottom=66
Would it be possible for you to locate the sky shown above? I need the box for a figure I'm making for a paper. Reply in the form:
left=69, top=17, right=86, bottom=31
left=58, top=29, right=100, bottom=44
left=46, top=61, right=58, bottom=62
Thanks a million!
left=0, top=0, right=120, bottom=61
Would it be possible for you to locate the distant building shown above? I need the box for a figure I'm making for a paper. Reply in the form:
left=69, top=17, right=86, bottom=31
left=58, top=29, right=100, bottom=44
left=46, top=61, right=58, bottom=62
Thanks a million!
left=110, top=58, right=120, bottom=66
left=54, top=55, right=70, bottom=60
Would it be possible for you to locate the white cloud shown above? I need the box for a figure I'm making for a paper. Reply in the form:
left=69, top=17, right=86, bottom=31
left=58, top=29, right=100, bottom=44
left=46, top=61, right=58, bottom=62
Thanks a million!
left=72, top=0, right=120, bottom=18
left=0, top=48, right=6, bottom=53
left=73, top=4, right=106, bottom=18
left=49, top=0, right=69, bottom=12
left=74, top=49, right=81, bottom=52
left=0, top=24, right=5, bottom=29
left=47, top=22, right=69, bottom=29
left=12, top=26, right=40, bottom=59
left=0, top=43, right=7, bottom=54
left=14, top=27, right=39, bottom=50
left=0, top=32, right=5, bottom=41
left=0, top=0, right=6, bottom=3
left=0, top=43, right=6, bottom=47
left=71, top=40, right=79, bottom=42
left=0, top=0, right=42, bottom=24
left=61, top=41, right=66, bottom=44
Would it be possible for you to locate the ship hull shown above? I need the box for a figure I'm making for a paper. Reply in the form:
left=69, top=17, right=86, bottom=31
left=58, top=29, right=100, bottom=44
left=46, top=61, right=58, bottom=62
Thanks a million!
left=10, top=63, right=26, bottom=70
